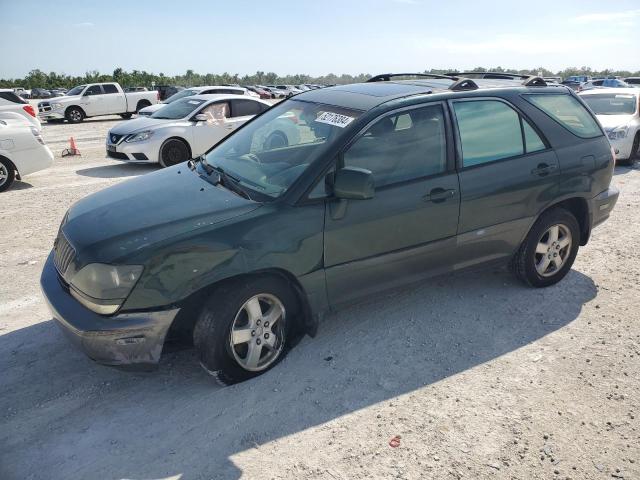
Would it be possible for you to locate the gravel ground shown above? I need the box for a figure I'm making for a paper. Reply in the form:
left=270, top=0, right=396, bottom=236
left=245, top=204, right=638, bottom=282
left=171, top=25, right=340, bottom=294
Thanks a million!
left=0, top=115, right=639, bottom=480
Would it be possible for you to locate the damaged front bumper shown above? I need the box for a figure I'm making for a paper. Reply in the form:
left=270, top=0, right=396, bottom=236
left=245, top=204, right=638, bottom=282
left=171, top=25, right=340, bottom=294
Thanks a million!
left=40, top=252, right=178, bottom=369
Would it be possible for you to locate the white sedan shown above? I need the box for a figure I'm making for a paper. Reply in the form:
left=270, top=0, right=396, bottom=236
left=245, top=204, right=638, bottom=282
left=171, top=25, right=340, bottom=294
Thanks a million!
left=106, top=94, right=274, bottom=167
left=0, top=116, right=53, bottom=192
left=579, top=88, right=640, bottom=165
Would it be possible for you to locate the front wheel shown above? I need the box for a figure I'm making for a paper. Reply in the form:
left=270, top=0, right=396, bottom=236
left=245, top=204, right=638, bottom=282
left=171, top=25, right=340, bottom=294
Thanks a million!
left=511, top=208, right=580, bottom=288
left=0, top=159, right=16, bottom=192
left=65, top=107, right=84, bottom=123
left=159, top=139, right=189, bottom=167
left=193, top=276, right=297, bottom=385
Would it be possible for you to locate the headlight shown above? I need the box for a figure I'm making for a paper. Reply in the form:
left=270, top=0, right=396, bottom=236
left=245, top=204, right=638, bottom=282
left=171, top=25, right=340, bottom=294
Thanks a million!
left=50, top=102, right=63, bottom=109
left=69, top=263, right=144, bottom=315
left=126, top=130, right=153, bottom=143
left=607, top=125, right=629, bottom=140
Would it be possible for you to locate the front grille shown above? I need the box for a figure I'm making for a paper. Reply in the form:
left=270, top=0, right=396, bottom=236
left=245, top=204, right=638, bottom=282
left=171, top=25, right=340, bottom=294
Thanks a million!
left=109, top=133, right=126, bottom=144
left=107, top=150, right=129, bottom=160
left=38, top=102, right=52, bottom=113
left=53, top=232, right=76, bottom=276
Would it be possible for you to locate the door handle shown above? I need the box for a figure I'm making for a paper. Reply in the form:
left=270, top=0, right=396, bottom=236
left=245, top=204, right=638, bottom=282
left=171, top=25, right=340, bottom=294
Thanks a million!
left=423, top=188, right=456, bottom=203
left=531, top=163, right=558, bottom=176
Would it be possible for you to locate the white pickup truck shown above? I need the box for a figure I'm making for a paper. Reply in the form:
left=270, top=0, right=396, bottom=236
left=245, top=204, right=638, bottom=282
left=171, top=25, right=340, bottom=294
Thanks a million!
left=37, top=82, right=159, bottom=123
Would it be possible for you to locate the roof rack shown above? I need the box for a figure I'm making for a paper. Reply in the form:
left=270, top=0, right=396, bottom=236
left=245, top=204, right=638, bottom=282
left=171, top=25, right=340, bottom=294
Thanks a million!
left=449, top=78, right=478, bottom=91
left=367, top=73, right=457, bottom=82
left=522, top=76, right=547, bottom=87
left=446, top=71, right=529, bottom=80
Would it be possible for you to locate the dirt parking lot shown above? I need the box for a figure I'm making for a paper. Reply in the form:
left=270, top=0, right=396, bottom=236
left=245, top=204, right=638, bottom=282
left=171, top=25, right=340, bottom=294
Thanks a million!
left=1, top=114, right=639, bottom=480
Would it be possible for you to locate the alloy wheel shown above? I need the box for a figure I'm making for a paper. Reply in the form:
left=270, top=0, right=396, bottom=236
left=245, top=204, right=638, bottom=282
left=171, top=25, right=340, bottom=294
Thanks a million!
left=0, top=164, right=7, bottom=186
left=229, top=293, right=286, bottom=372
left=534, top=224, right=572, bottom=277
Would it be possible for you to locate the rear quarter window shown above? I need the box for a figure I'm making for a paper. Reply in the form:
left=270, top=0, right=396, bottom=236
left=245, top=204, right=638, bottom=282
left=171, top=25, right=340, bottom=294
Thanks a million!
left=524, top=94, right=602, bottom=138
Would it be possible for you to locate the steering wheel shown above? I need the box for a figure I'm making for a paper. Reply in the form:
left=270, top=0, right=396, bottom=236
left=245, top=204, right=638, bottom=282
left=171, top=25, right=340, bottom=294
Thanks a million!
left=240, top=153, right=261, bottom=164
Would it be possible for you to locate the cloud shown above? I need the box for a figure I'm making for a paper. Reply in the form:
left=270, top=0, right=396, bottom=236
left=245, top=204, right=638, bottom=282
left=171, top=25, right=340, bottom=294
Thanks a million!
left=73, top=22, right=95, bottom=28
left=571, top=9, right=640, bottom=24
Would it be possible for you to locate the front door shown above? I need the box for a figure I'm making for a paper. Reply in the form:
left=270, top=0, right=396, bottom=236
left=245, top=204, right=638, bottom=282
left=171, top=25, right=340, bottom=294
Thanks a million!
left=80, top=85, right=104, bottom=116
left=323, top=103, right=460, bottom=306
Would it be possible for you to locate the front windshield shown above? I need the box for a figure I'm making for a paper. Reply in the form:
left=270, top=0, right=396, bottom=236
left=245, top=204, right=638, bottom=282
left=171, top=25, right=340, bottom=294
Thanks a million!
left=67, top=85, right=86, bottom=96
left=164, top=89, right=198, bottom=104
left=202, top=99, right=362, bottom=198
left=151, top=98, right=206, bottom=119
left=582, top=93, right=638, bottom=115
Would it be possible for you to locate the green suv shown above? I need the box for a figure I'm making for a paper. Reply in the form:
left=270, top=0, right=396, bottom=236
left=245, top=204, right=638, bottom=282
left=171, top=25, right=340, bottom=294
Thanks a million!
left=41, top=74, right=619, bottom=384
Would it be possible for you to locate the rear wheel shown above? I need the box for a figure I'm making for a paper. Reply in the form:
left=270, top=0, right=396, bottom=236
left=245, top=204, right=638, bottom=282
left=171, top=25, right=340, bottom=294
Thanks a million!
left=159, top=139, right=189, bottom=167
left=136, top=100, right=151, bottom=113
left=512, top=208, right=580, bottom=288
left=193, top=276, right=296, bottom=385
left=0, top=159, right=16, bottom=192
left=65, top=107, right=84, bottom=123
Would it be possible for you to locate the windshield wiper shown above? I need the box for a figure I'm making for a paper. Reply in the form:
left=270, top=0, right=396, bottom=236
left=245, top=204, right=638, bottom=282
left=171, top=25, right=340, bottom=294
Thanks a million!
left=194, top=156, right=251, bottom=200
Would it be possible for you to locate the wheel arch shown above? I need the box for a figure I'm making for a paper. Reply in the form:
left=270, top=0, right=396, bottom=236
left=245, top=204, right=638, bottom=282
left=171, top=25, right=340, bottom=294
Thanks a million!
left=167, top=268, right=314, bottom=344
left=136, top=99, right=151, bottom=111
left=529, top=196, right=591, bottom=247
left=65, top=105, right=86, bottom=118
left=0, top=154, right=19, bottom=176
left=159, top=136, right=193, bottom=164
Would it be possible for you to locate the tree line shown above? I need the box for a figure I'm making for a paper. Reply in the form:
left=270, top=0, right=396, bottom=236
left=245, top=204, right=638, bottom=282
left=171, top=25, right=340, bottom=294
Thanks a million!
left=1, top=66, right=638, bottom=89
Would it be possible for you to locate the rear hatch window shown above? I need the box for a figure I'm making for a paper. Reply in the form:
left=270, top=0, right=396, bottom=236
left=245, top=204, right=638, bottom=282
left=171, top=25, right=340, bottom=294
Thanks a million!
left=0, top=92, right=28, bottom=104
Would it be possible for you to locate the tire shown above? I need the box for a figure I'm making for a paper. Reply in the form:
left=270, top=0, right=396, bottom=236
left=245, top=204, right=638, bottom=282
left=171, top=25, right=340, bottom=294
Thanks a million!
left=120, top=113, right=133, bottom=119
left=159, top=139, right=189, bottom=168
left=265, top=131, right=288, bottom=149
left=65, top=107, right=84, bottom=123
left=0, top=158, right=16, bottom=192
left=193, top=276, right=297, bottom=385
left=625, top=133, right=640, bottom=166
left=136, top=101, right=151, bottom=113
left=511, top=208, right=580, bottom=288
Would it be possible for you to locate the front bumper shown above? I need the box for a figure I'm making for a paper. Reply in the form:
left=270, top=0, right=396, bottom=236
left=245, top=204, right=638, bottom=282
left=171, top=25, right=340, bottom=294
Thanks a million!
left=591, top=186, right=620, bottom=229
left=106, top=138, right=160, bottom=163
left=40, top=252, right=178, bottom=368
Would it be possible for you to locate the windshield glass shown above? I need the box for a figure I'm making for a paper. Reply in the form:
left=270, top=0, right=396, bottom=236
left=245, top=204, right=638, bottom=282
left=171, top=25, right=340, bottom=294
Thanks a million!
left=67, top=85, right=86, bottom=96
left=164, top=89, right=198, bottom=104
left=202, top=99, right=362, bottom=198
left=582, top=93, right=638, bottom=115
left=151, top=98, right=206, bottom=119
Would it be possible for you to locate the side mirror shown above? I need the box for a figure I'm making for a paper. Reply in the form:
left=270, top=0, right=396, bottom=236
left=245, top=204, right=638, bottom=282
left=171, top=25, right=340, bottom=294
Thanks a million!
left=193, top=113, right=208, bottom=122
left=334, top=167, right=374, bottom=200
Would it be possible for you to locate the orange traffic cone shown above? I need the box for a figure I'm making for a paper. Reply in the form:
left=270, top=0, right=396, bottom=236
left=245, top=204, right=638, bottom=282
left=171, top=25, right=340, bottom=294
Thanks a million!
left=62, top=137, right=81, bottom=157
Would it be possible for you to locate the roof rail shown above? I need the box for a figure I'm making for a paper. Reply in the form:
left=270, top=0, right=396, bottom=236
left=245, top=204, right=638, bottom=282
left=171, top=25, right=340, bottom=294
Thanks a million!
left=446, top=71, right=529, bottom=80
left=367, top=73, right=456, bottom=82
left=449, top=78, right=478, bottom=91
left=522, top=76, right=547, bottom=87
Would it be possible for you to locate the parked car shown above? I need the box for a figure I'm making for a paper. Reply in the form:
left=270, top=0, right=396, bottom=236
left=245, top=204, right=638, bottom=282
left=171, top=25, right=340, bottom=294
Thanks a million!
left=37, top=82, right=159, bottom=123
left=49, top=89, right=66, bottom=97
left=154, top=85, right=185, bottom=101
left=31, top=88, right=52, bottom=99
left=258, top=86, right=285, bottom=99
left=124, top=86, right=149, bottom=92
left=244, top=86, right=273, bottom=99
left=138, top=86, right=250, bottom=117
left=267, top=85, right=303, bottom=97
left=0, top=89, right=41, bottom=128
left=0, top=115, right=53, bottom=192
left=579, top=88, right=640, bottom=165
left=623, top=77, right=640, bottom=87
left=105, top=94, right=271, bottom=167
left=41, top=73, right=619, bottom=384
left=581, top=79, right=632, bottom=91
left=13, top=87, right=31, bottom=99
left=565, top=75, right=592, bottom=84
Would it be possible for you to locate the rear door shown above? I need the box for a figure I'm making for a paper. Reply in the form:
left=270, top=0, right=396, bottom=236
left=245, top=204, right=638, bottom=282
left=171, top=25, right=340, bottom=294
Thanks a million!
left=323, top=102, right=460, bottom=306
left=450, top=97, right=559, bottom=268
left=101, top=84, right=126, bottom=114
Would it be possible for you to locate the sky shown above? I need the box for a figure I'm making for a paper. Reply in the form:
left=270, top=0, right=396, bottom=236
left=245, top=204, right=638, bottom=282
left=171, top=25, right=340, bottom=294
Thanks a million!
left=1, top=0, right=639, bottom=78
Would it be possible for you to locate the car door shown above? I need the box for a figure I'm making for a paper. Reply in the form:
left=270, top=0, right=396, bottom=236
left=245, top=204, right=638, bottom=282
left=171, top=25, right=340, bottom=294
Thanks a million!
left=188, top=100, right=232, bottom=156
left=323, top=102, right=460, bottom=306
left=101, top=84, right=126, bottom=114
left=80, top=85, right=104, bottom=116
left=450, top=97, right=560, bottom=269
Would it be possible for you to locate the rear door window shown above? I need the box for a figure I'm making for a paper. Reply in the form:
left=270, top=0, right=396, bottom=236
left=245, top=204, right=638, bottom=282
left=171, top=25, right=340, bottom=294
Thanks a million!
left=453, top=100, right=524, bottom=167
left=524, top=94, right=601, bottom=138
left=102, top=84, right=119, bottom=94
left=231, top=99, right=265, bottom=117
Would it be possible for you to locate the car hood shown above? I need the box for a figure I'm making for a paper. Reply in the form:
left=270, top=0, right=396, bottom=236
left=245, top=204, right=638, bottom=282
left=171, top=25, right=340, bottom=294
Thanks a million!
left=138, top=104, right=164, bottom=115
left=55, top=95, right=82, bottom=103
left=110, top=116, right=176, bottom=135
left=62, top=165, right=260, bottom=263
left=596, top=114, right=635, bottom=129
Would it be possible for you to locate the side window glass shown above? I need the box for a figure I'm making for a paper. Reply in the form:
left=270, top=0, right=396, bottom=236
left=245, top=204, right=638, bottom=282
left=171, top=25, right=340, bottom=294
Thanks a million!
left=102, top=84, right=118, bottom=94
left=453, top=100, right=523, bottom=167
left=523, top=119, right=546, bottom=153
left=343, top=104, right=447, bottom=188
left=231, top=99, right=262, bottom=117
left=524, top=94, right=601, bottom=138
left=85, top=85, right=102, bottom=96
left=200, top=102, right=230, bottom=123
